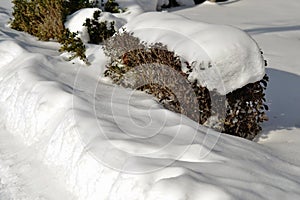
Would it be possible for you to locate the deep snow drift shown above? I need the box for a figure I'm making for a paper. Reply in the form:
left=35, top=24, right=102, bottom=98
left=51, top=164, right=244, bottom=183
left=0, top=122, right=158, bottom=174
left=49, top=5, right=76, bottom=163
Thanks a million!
left=1, top=0, right=300, bottom=200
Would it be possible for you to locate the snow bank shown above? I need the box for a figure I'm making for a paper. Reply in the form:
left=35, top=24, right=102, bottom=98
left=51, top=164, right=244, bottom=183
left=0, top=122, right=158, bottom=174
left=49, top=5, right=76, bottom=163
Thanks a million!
left=125, top=12, right=265, bottom=94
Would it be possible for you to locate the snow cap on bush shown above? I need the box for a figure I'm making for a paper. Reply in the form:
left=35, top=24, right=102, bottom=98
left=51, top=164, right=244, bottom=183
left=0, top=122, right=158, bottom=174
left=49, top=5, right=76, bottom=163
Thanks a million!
left=124, top=12, right=265, bottom=95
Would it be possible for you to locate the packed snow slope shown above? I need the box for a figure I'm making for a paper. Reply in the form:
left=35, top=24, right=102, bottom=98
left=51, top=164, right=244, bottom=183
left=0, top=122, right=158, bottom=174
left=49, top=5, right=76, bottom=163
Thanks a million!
left=1, top=0, right=300, bottom=200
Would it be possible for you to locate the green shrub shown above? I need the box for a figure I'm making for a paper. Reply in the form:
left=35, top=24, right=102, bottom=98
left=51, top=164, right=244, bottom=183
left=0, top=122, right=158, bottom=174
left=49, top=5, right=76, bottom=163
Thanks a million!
left=59, top=29, right=89, bottom=65
left=83, top=10, right=116, bottom=44
left=103, top=32, right=269, bottom=140
left=11, top=0, right=65, bottom=41
left=65, top=0, right=98, bottom=16
left=104, top=0, right=123, bottom=13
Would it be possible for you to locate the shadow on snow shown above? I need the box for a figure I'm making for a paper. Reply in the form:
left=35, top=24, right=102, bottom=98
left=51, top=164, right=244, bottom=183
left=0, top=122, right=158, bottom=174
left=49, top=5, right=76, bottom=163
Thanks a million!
left=262, top=68, right=300, bottom=133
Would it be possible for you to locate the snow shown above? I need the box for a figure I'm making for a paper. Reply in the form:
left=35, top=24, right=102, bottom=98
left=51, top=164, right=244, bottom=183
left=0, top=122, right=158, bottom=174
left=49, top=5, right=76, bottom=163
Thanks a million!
left=1, top=0, right=300, bottom=200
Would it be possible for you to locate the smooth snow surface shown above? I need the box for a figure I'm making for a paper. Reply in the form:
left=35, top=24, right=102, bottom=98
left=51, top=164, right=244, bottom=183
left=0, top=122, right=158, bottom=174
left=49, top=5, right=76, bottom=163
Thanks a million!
left=1, top=0, right=300, bottom=200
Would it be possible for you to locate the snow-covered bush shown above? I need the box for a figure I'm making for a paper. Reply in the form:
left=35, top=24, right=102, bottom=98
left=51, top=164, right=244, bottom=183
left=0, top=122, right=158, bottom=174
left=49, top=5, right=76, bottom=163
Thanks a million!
left=103, top=32, right=269, bottom=140
left=83, top=10, right=116, bottom=44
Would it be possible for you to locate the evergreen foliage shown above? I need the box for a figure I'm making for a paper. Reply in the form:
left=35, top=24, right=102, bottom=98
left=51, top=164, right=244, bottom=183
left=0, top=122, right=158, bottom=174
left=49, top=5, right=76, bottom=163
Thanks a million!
left=83, top=10, right=116, bottom=44
left=11, top=0, right=65, bottom=41
left=59, top=29, right=89, bottom=65
left=65, top=0, right=98, bottom=16
left=104, top=0, right=123, bottom=13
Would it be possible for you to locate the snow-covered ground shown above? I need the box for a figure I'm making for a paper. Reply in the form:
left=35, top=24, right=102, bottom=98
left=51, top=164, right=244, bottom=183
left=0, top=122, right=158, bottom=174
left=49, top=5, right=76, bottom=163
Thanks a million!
left=1, top=0, right=300, bottom=199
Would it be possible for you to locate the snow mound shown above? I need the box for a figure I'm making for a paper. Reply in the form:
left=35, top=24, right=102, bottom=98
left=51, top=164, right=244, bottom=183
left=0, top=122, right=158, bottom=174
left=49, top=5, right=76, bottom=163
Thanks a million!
left=125, top=12, right=265, bottom=94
